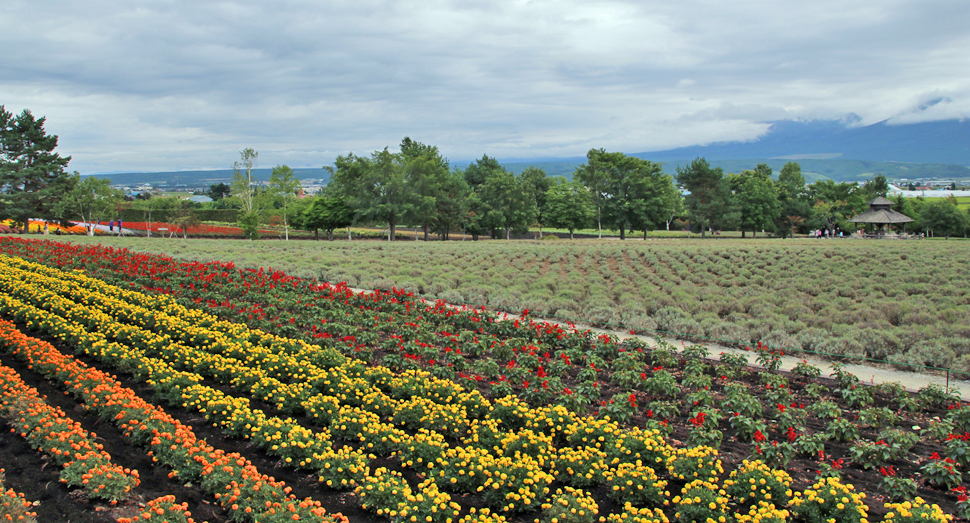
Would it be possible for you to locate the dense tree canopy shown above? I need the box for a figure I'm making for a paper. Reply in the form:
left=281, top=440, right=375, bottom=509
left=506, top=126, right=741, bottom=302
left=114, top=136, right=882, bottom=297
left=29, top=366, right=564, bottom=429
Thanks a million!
left=0, top=106, right=74, bottom=230
left=729, top=164, right=779, bottom=238
left=676, top=157, right=736, bottom=237
left=543, top=178, right=594, bottom=239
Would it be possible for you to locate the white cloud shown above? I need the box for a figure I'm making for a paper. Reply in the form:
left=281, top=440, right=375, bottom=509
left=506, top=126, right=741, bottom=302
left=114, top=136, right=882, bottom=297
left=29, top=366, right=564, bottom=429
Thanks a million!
left=1, top=0, right=968, bottom=172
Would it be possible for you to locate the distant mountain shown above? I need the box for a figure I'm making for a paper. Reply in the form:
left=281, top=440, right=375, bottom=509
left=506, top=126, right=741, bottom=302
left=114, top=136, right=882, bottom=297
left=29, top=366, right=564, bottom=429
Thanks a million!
left=91, top=168, right=328, bottom=188
left=632, top=118, right=970, bottom=166
left=94, top=118, right=970, bottom=186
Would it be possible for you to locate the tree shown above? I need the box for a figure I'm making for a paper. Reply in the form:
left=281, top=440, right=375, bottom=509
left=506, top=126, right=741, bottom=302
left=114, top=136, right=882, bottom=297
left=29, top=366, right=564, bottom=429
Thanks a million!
left=231, top=148, right=262, bottom=240
left=729, top=164, right=779, bottom=238
left=918, top=197, right=968, bottom=239
left=478, top=168, right=538, bottom=240
left=575, top=149, right=677, bottom=239
left=543, top=178, right=594, bottom=239
left=208, top=183, right=231, bottom=201
left=860, top=174, right=889, bottom=200
left=267, top=165, right=302, bottom=240
left=168, top=201, right=201, bottom=239
left=327, top=148, right=415, bottom=241
left=520, top=167, right=551, bottom=235
left=400, top=137, right=450, bottom=241
left=808, top=180, right=866, bottom=232
left=461, top=155, right=507, bottom=240
left=53, top=174, right=123, bottom=236
left=429, top=169, right=469, bottom=240
left=0, top=106, right=74, bottom=230
left=774, top=162, right=812, bottom=238
left=574, top=150, right=608, bottom=238
left=302, top=193, right=353, bottom=240
left=676, top=157, right=736, bottom=238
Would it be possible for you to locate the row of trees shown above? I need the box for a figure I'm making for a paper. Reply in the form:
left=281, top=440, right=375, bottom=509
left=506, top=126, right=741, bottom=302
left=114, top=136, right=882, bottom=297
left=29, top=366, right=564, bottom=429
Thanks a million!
left=312, top=140, right=682, bottom=241
left=2, top=106, right=968, bottom=241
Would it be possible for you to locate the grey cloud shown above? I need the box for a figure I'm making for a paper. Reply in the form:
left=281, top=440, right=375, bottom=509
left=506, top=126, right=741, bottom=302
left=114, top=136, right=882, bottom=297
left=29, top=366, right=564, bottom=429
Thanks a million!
left=1, top=0, right=968, bottom=172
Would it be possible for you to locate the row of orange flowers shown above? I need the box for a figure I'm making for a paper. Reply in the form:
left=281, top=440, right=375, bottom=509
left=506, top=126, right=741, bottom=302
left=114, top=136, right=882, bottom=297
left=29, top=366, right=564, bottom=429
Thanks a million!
left=0, top=469, right=36, bottom=523
left=0, top=318, right=347, bottom=523
left=0, top=363, right=139, bottom=502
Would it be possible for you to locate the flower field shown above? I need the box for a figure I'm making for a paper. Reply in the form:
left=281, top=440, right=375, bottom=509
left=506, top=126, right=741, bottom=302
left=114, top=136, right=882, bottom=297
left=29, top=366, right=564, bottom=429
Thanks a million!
left=0, top=237, right=967, bottom=522
left=35, top=235, right=970, bottom=379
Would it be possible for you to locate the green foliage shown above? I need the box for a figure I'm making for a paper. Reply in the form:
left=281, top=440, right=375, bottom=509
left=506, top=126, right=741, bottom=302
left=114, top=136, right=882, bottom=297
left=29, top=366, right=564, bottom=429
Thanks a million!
left=575, top=149, right=678, bottom=239
left=921, top=455, right=962, bottom=489
left=53, top=174, right=124, bottom=235
left=676, top=157, right=737, bottom=236
left=825, top=418, right=860, bottom=443
left=237, top=211, right=261, bottom=240
left=543, top=178, right=594, bottom=239
left=729, top=165, right=780, bottom=237
left=0, top=106, right=73, bottom=229
left=848, top=440, right=896, bottom=469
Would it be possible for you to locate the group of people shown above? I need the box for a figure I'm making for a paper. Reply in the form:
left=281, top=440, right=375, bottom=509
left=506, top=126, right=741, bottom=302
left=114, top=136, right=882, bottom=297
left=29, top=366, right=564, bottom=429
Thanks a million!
left=812, top=228, right=843, bottom=239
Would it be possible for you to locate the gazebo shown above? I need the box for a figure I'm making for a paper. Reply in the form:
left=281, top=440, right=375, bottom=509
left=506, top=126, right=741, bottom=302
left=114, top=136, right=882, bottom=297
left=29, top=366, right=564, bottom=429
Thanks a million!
left=848, top=196, right=914, bottom=237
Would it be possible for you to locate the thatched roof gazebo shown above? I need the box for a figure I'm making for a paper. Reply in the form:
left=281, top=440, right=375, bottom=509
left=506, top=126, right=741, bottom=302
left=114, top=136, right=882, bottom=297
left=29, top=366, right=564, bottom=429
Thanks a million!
left=849, top=196, right=914, bottom=236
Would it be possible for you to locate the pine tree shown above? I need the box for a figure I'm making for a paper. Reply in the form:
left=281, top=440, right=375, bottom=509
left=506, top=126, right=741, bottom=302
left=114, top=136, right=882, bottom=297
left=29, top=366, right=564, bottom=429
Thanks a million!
left=0, top=106, right=74, bottom=230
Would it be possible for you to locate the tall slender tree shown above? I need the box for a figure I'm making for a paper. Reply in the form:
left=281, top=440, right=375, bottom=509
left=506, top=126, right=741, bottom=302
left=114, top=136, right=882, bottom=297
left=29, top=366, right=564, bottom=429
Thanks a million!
left=231, top=148, right=262, bottom=239
left=267, top=164, right=302, bottom=240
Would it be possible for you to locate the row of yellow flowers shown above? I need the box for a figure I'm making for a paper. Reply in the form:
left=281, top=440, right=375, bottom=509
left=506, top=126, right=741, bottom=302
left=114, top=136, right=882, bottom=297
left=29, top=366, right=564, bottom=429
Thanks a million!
left=0, top=254, right=956, bottom=523
left=0, top=318, right=347, bottom=523
left=0, top=363, right=139, bottom=502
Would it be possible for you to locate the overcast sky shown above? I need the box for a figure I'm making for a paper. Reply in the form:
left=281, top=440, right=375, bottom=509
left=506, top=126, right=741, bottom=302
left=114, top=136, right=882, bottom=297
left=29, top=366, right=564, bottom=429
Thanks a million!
left=2, top=0, right=968, bottom=174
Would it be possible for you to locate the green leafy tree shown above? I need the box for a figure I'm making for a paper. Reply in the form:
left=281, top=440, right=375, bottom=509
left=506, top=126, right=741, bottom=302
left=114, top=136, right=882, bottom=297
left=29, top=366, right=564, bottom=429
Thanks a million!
left=302, top=192, right=353, bottom=240
left=543, top=177, right=594, bottom=239
left=574, top=149, right=609, bottom=238
left=267, top=164, right=302, bottom=240
left=520, top=166, right=551, bottom=235
left=0, top=106, right=74, bottom=230
left=463, top=154, right=503, bottom=189
left=400, top=137, right=450, bottom=241
left=168, top=201, right=201, bottom=239
left=918, top=197, right=968, bottom=239
left=478, top=167, right=538, bottom=239
left=429, top=169, right=470, bottom=240
left=860, top=174, right=890, bottom=200
left=575, top=149, right=677, bottom=239
left=327, top=147, right=415, bottom=241
left=461, top=155, right=504, bottom=240
left=729, top=164, right=779, bottom=238
left=676, top=157, right=736, bottom=237
left=808, top=180, right=866, bottom=233
left=231, top=148, right=262, bottom=239
left=890, top=194, right=917, bottom=219
left=774, top=162, right=812, bottom=238
left=53, top=174, right=123, bottom=236
left=208, top=182, right=231, bottom=201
